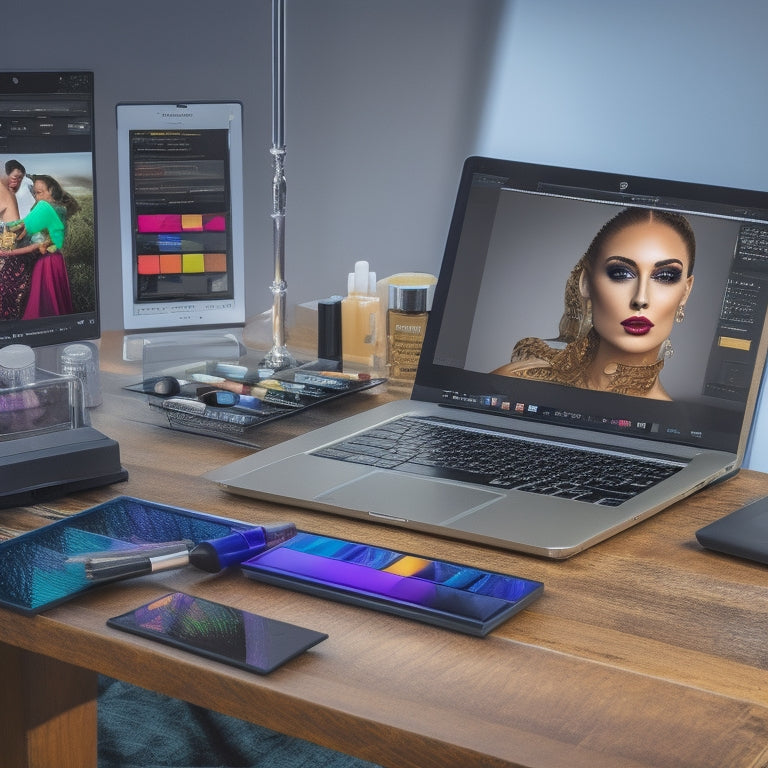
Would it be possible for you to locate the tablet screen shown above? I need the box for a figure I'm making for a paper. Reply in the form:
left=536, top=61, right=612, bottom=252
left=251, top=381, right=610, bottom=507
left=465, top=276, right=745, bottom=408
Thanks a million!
left=117, top=102, right=245, bottom=331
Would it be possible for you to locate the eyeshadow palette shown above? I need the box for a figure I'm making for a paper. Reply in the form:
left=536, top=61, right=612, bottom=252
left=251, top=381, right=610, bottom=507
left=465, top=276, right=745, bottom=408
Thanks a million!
left=0, top=496, right=253, bottom=615
left=241, top=532, right=543, bottom=636
left=136, top=213, right=226, bottom=233
left=0, top=496, right=543, bottom=635
left=136, top=252, right=228, bottom=277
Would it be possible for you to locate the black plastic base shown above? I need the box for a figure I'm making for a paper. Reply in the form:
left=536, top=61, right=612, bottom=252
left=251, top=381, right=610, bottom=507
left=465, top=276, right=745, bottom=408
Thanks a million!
left=0, top=427, right=128, bottom=509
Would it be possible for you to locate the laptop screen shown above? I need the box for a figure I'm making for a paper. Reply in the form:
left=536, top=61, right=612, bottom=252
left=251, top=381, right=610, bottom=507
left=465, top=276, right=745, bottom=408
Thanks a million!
left=417, top=157, right=768, bottom=455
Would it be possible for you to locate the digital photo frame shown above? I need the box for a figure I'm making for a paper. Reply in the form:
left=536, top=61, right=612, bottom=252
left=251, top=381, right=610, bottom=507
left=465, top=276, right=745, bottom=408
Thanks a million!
left=117, top=102, right=245, bottom=331
left=0, top=70, right=99, bottom=348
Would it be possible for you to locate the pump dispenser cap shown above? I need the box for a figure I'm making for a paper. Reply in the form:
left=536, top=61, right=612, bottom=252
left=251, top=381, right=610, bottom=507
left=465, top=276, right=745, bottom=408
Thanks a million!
left=348, top=260, right=375, bottom=296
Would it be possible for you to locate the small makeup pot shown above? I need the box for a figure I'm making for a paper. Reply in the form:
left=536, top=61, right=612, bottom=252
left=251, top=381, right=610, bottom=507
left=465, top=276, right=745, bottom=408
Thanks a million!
left=60, top=342, right=102, bottom=408
left=0, top=344, right=36, bottom=388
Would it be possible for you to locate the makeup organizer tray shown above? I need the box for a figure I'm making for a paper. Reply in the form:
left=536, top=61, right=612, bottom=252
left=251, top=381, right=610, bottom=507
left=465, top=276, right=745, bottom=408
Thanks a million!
left=129, top=358, right=385, bottom=445
left=0, top=496, right=543, bottom=635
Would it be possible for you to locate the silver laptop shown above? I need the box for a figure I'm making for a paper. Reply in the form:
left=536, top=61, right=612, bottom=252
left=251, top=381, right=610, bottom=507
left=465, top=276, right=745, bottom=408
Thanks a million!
left=207, top=157, right=768, bottom=558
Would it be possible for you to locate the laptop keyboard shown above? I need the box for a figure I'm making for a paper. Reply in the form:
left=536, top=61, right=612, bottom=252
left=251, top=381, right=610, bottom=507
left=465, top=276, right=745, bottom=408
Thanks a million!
left=312, top=416, right=684, bottom=506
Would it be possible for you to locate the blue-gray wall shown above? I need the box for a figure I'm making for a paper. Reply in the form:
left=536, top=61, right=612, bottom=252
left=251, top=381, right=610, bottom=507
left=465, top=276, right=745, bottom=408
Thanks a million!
left=4, top=0, right=768, bottom=468
left=478, top=0, right=768, bottom=189
left=0, top=0, right=501, bottom=329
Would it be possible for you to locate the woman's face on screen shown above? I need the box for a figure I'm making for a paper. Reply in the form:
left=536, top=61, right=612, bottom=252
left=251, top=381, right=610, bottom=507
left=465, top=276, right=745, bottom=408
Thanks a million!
left=581, top=220, right=694, bottom=361
left=7, top=169, right=24, bottom=193
left=33, top=179, right=54, bottom=204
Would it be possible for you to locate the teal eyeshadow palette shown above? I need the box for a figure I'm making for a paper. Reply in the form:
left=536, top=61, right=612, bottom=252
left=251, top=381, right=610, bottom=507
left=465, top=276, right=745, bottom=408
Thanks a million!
left=241, top=532, right=543, bottom=636
left=0, top=496, right=254, bottom=615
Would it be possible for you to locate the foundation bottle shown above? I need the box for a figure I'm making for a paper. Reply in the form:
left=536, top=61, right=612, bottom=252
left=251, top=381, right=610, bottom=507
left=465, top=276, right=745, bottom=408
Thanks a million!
left=387, top=284, right=432, bottom=381
left=341, top=260, right=379, bottom=368
left=375, top=272, right=437, bottom=369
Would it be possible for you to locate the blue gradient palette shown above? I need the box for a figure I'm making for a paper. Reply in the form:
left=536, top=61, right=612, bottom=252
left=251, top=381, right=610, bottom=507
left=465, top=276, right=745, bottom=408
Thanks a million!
left=241, top=532, right=543, bottom=636
left=0, top=496, right=254, bottom=614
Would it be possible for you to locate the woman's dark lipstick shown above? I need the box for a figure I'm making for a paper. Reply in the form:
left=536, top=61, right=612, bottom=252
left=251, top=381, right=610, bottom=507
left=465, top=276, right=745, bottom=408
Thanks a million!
left=621, top=316, right=654, bottom=335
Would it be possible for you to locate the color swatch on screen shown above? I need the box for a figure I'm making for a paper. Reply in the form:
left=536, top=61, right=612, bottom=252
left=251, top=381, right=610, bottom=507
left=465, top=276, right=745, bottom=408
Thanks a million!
left=136, top=214, right=226, bottom=233
left=137, top=253, right=227, bottom=275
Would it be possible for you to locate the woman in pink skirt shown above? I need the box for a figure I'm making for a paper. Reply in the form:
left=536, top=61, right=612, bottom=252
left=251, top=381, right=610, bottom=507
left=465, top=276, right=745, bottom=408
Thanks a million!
left=7, top=174, right=77, bottom=318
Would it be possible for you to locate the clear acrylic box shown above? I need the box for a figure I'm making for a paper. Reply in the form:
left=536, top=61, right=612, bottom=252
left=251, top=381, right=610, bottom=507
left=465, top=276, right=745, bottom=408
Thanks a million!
left=0, top=370, right=87, bottom=440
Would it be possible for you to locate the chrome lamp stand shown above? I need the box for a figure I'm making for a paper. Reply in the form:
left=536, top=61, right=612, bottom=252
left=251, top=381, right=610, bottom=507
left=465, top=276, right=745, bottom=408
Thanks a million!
left=260, top=0, right=296, bottom=370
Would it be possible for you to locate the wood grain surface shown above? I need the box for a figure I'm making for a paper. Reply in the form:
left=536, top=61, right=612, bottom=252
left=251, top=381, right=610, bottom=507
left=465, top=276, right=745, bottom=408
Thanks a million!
left=2, top=332, right=768, bottom=768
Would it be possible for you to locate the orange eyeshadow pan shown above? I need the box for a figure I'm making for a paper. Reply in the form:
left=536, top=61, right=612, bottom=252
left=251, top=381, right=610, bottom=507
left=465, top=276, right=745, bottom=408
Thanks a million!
left=181, top=214, right=203, bottom=231
left=159, top=254, right=182, bottom=273
left=137, top=255, right=160, bottom=275
left=383, top=556, right=433, bottom=577
left=204, top=253, right=227, bottom=272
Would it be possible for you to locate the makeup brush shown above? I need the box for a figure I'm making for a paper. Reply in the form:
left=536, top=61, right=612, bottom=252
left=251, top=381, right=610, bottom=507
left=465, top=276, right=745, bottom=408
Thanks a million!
left=71, top=522, right=297, bottom=582
left=67, top=540, right=195, bottom=582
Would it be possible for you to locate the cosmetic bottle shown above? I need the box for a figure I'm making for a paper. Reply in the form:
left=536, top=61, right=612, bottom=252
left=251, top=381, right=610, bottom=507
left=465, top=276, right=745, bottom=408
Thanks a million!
left=341, top=261, right=379, bottom=368
left=317, top=295, right=343, bottom=366
left=375, top=273, right=437, bottom=365
left=387, top=284, right=432, bottom=381
left=0, top=343, right=38, bottom=411
left=60, top=342, right=102, bottom=408
left=0, top=344, right=35, bottom=388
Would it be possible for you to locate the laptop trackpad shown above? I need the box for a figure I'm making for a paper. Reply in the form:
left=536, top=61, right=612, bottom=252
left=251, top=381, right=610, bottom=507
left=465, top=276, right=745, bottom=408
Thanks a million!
left=315, top=471, right=503, bottom=525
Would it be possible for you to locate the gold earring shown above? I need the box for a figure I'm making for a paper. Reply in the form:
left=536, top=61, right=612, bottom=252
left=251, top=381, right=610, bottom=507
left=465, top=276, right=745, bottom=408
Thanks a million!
left=663, top=339, right=674, bottom=359
left=675, top=305, right=685, bottom=323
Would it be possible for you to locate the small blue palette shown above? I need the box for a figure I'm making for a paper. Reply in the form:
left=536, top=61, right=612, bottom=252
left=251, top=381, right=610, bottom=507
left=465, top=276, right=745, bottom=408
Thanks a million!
left=242, top=532, right=543, bottom=636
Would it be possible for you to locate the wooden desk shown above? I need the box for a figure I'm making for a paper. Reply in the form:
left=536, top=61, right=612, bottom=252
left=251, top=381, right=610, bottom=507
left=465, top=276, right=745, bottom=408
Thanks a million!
left=3, top=332, right=768, bottom=768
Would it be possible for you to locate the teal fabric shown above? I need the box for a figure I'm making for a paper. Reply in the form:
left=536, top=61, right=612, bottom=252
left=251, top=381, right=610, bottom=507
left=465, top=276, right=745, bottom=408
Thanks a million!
left=98, top=677, right=382, bottom=768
